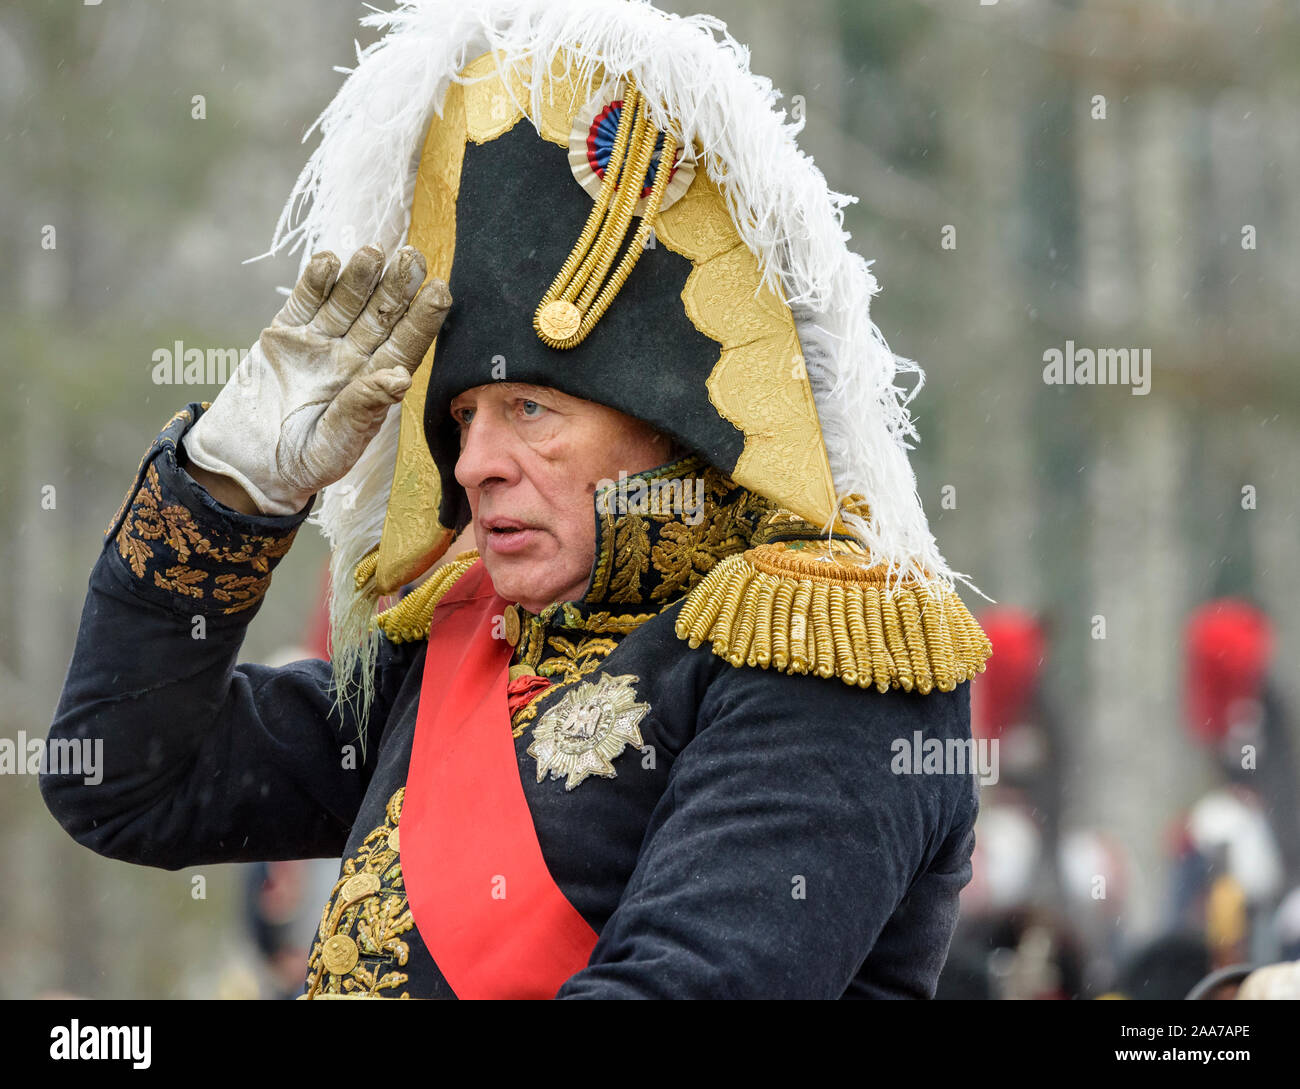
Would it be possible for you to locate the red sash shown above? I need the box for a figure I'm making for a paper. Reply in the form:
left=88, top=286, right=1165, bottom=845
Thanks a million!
left=401, top=560, right=599, bottom=998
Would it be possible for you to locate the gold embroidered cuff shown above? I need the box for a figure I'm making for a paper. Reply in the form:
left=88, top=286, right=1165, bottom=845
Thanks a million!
left=108, top=406, right=306, bottom=616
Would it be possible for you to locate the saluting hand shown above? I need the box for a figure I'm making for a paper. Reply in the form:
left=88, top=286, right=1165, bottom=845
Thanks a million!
left=183, top=244, right=451, bottom=516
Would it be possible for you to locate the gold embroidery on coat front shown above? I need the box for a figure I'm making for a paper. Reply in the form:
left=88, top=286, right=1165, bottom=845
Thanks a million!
left=509, top=625, right=622, bottom=739
left=302, top=788, right=413, bottom=1000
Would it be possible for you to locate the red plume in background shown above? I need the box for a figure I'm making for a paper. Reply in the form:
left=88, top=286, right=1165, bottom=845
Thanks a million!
left=1183, top=599, right=1273, bottom=745
left=972, top=607, right=1046, bottom=740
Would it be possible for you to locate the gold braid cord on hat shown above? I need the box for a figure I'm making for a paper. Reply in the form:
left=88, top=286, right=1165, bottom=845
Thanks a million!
left=533, top=82, right=677, bottom=349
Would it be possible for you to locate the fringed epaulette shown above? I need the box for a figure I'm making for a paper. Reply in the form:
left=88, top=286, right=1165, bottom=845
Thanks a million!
left=674, top=542, right=991, bottom=694
left=353, top=549, right=481, bottom=644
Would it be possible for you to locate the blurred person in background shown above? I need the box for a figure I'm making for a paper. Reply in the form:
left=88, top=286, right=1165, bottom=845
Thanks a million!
left=1167, top=599, right=1300, bottom=966
left=970, top=607, right=1067, bottom=910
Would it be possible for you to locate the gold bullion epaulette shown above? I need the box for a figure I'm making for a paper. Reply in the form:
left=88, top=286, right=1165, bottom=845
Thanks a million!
left=353, top=548, right=481, bottom=643
left=674, top=541, right=991, bottom=693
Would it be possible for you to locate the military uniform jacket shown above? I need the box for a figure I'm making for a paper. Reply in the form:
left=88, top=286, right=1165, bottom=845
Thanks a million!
left=42, top=404, right=981, bottom=999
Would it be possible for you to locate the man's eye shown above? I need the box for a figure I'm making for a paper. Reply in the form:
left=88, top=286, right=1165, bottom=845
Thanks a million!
left=455, top=407, right=474, bottom=426
left=521, top=400, right=545, bottom=418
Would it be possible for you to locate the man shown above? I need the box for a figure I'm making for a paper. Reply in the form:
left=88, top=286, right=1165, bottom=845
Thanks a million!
left=41, top=0, right=991, bottom=998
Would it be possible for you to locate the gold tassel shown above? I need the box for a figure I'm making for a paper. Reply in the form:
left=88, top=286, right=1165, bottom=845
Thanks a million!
left=674, top=542, right=992, bottom=694
left=360, top=551, right=481, bottom=644
left=353, top=545, right=380, bottom=591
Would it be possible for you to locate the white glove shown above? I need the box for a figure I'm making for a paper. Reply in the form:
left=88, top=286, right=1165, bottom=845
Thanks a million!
left=183, top=244, right=452, bottom=515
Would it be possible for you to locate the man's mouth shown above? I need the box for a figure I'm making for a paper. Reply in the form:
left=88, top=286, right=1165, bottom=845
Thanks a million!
left=483, top=518, right=539, bottom=542
left=482, top=521, right=540, bottom=555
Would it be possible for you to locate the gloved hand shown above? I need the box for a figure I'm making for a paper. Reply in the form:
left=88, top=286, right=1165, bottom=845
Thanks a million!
left=183, top=244, right=452, bottom=516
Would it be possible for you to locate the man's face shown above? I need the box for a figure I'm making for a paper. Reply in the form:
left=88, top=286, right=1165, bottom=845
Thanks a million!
left=451, top=382, right=673, bottom=612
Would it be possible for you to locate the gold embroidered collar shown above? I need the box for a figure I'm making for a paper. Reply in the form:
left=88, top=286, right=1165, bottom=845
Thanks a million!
left=505, top=451, right=818, bottom=670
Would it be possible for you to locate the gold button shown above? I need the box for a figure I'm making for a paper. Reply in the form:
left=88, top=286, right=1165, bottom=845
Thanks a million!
left=340, top=872, right=381, bottom=904
left=321, top=934, right=359, bottom=976
left=503, top=605, right=522, bottom=647
left=509, top=663, right=537, bottom=682
left=387, top=826, right=400, bottom=853
left=537, top=300, right=582, bottom=341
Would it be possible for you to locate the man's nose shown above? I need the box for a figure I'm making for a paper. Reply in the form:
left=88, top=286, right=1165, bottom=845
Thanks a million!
left=453, top=408, right=521, bottom=492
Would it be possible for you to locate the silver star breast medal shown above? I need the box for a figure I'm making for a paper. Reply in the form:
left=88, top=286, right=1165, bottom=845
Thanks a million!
left=527, top=673, right=650, bottom=791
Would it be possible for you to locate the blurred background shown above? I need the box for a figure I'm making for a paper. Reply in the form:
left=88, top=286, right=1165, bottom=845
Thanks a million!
left=1, top=0, right=1297, bottom=998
